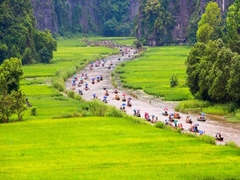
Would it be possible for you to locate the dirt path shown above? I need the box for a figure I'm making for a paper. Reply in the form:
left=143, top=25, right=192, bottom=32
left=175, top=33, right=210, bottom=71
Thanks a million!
left=66, top=45, right=240, bottom=146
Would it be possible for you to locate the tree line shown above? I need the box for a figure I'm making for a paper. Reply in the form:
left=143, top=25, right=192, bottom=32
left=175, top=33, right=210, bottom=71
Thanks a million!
left=186, top=1, right=240, bottom=104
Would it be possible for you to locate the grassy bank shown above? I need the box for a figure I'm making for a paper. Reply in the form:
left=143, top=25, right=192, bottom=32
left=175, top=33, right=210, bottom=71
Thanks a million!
left=116, top=46, right=192, bottom=101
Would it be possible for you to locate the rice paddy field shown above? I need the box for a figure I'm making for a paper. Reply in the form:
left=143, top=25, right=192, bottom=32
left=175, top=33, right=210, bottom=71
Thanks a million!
left=1, top=37, right=240, bottom=179
left=116, top=46, right=192, bottom=101
left=1, top=117, right=240, bottom=180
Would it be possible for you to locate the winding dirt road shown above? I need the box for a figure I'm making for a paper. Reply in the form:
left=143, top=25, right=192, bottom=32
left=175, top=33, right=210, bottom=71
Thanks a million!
left=66, top=45, right=240, bottom=146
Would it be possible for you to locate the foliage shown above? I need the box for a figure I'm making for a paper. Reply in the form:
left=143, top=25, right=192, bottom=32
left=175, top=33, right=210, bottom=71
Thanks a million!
left=0, top=58, right=27, bottom=122
left=50, top=0, right=131, bottom=36
left=11, top=90, right=28, bottom=121
left=0, top=0, right=57, bottom=64
left=196, top=2, right=222, bottom=43
left=186, top=1, right=240, bottom=104
left=133, top=40, right=143, bottom=48
left=0, top=58, right=23, bottom=94
left=30, top=107, right=37, bottom=116
left=170, top=73, right=178, bottom=87
left=225, top=0, right=240, bottom=54
left=186, top=39, right=240, bottom=103
left=135, top=0, right=175, bottom=46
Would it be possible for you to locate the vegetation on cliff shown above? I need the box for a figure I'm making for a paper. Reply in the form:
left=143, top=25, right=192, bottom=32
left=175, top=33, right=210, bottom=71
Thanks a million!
left=135, top=0, right=175, bottom=45
left=49, top=0, right=132, bottom=36
left=0, top=0, right=57, bottom=64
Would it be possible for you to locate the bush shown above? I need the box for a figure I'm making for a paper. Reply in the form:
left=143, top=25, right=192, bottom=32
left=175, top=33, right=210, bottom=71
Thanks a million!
left=227, top=102, right=238, bottom=113
left=88, top=101, right=108, bottom=116
left=74, top=94, right=84, bottom=102
left=67, top=90, right=75, bottom=98
left=197, top=134, right=216, bottom=145
left=133, top=40, right=143, bottom=48
left=31, top=107, right=37, bottom=116
left=105, top=106, right=124, bottom=117
left=155, top=122, right=165, bottom=129
left=170, top=73, right=178, bottom=87
left=52, top=77, right=65, bottom=91
left=225, top=141, right=239, bottom=148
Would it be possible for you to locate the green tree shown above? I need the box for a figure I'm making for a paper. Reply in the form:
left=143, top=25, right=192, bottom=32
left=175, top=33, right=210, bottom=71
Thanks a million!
left=103, top=18, right=118, bottom=36
left=197, top=39, right=224, bottom=100
left=11, top=90, right=27, bottom=121
left=197, top=2, right=222, bottom=43
left=0, top=58, right=23, bottom=93
left=185, top=42, right=206, bottom=96
left=227, top=54, right=240, bottom=102
left=208, top=47, right=234, bottom=102
left=135, top=0, right=174, bottom=45
left=34, top=30, right=57, bottom=63
left=0, top=58, right=27, bottom=123
left=226, top=0, right=240, bottom=53
left=0, top=94, right=14, bottom=123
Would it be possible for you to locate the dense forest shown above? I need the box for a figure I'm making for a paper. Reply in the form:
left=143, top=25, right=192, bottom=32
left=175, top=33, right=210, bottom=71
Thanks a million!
left=0, top=0, right=57, bottom=64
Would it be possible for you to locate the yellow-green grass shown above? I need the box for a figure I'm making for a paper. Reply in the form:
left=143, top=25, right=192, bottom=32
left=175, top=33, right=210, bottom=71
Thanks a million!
left=22, top=39, right=118, bottom=78
left=19, top=85, right=83, bottom=120
left=117, top=46, right=192, bottom=101
left=22, top=46, right=117, bottom=77
left=0, top=117, right=239, bottom=179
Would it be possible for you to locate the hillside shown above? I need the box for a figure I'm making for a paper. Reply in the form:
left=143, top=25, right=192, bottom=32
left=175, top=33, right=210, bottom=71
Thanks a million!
left=30, top=0, right=235, bottom=43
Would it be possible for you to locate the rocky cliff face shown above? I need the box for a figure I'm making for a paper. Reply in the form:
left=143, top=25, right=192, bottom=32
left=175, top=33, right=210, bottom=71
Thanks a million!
left=30, top=0, right=234, bottom=42
left=30, top=0, right=140, bottom=34
left=31, top=0, right=58, bottom=32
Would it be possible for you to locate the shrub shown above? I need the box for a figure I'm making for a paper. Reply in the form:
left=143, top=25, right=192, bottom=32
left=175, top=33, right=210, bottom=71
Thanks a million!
left=197, top=134, right=216, bottom=145
left=74, top=94, right=84, bottom=102
left=133, top=39, right=143, bottom=48
left=31, top=107, right=37, bottom=116
left=67, top=90, right=75, bottom=98
left=52, top=77, right=65, bottom=91
left=88, top=101, right=108, bottom=116
left=170, top=73, right=178, bottom=87
left=225, top=141, right=239, bottom=148
left=105, top=106, right=124, bottom=117
left=155, top=122, right=165, bottom=129
left=227, top=102, right=238, bottom=113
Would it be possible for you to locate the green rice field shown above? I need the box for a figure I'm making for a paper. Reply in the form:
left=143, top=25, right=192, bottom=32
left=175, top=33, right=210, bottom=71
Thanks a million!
left=22, top=39, right=118, bottom=78
left=117, top=46, right=192, bottom=101
left=1, top=117, right=240, bottom=180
